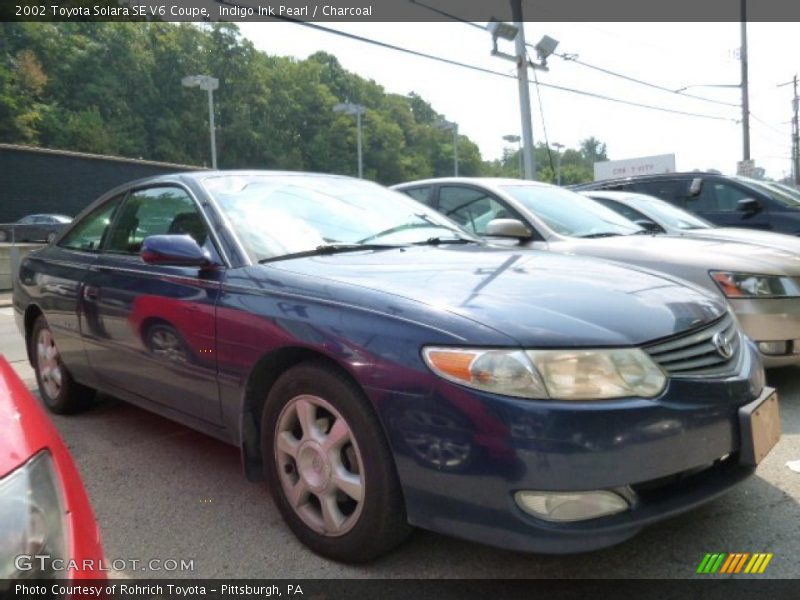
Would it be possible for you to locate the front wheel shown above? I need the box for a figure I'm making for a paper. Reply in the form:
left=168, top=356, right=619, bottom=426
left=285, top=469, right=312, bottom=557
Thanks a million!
left=31, top=316, right=94, bottom=414
left=261, top=362, right=412, bottom=562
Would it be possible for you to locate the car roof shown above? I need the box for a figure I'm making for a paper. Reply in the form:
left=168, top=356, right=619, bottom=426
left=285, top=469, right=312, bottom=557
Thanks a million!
left=574, top=171, right=729, bottom=189
left=392, top=177, right=556, bottom=190
left=580, top=190, right=656, bottom=203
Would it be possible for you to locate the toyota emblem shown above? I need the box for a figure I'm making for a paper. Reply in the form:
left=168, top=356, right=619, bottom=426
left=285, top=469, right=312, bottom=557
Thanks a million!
left=712, top=332, right=734, bottom=359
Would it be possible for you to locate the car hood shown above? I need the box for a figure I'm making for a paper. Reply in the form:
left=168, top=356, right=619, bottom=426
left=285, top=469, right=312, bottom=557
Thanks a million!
left=679, top=227, right=800, bottom=254
left=550, top=234, right=800, bottom=277
left=265, top=245, right=725, bottom=347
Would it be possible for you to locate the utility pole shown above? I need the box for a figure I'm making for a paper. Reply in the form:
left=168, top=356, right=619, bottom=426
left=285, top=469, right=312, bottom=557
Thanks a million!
left=740, top=0, right=751, bottom=161
left=510, top=0, right=536, bottom=180
left=779, top=75, right=800, bottom=184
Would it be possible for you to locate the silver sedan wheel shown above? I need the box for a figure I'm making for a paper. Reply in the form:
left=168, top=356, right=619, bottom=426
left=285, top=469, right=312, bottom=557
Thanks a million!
left=274, top=394, right=365, bottom=537
left=37, top=328, right=62, bottom=400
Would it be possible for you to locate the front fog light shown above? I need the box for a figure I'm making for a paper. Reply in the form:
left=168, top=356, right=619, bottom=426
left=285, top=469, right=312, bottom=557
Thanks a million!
left=515, top=490, right=629, bottom=522
left=757, top=341, right=789, bottom=356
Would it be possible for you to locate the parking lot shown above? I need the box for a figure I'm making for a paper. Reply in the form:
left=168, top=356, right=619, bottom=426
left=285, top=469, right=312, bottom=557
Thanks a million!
left=1, top=305, right=798, bottom=579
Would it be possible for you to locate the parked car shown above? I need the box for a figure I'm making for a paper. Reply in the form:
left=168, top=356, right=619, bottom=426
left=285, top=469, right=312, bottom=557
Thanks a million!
left=0, top=214, right=72, bottom=244
left=393, top=177, right=800, bottom=367
left=573, top=171, right=800, bottom=234
left=582, top=190, right=800, bottom=254
left=15, top=171, right=778, bottom=561
left=0, top=356, right=105, bottom=583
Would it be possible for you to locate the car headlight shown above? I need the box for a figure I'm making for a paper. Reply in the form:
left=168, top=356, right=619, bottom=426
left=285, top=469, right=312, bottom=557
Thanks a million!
left=422, top=347, right=666, bottom=400
left=710, top=271, right=800, bottom=298
left=0, top=451, right=68, bottom=579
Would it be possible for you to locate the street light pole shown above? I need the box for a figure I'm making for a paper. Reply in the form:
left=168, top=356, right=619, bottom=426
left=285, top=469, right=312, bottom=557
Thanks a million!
left=182, top=75, right=219, bottom=169
left=207, top=86, right=217, bottom=170
left=333, top=102, right=367, bottom=178
left=511, top=0, right=536, bottom=180
left=502, top=134, right=522, bottom=177
left=552, top=142, right=564, bottom=185
left=438, top=120, right=459, bottom=176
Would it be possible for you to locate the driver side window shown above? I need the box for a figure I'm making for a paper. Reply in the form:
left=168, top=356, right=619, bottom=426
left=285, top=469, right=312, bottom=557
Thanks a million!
left=438, top=186, right=514, bottom=235
left=106, top=187, right=210, bottom=255
left=694, top=181, right=750, bottom=212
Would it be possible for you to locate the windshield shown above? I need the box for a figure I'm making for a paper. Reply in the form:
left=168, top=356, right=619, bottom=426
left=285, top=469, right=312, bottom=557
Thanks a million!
left=735, top=177, right=800, bottom=207
left=203, top=174, right=474, bottom=262
left=501, top=185, right=642, bottom=238
left=628, top=195, right=713, bottom=230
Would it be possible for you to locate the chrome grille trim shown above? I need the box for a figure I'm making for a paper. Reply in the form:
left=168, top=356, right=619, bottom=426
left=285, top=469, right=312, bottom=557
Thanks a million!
left=644, top=314, right=741, bottom=378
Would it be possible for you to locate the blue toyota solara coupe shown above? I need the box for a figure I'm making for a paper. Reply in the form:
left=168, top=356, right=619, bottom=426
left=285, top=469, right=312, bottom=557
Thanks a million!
left=13, top=171, right=780, bottom=562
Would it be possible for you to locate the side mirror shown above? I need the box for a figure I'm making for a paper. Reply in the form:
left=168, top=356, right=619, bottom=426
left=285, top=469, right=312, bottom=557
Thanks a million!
left=485, top=218, right=533, bottom=240
left=689, top=178, right=703, bottom=197
left=141, top=234, right=215, bottom=268
left=737, top=198, right=761, bottom=214
left=634, top=219, right=662, bottom=233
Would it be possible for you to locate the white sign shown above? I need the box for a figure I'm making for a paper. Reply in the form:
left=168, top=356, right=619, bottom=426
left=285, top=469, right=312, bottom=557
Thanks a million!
left=594, top=153, right=676, bottom=181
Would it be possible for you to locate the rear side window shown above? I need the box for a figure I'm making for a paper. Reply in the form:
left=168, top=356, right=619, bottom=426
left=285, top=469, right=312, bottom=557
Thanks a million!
left=107, top=187, right=209, bottom=254
left=401, top=186, right=434, bottom=206
left=59, top=195, right=124, bottom=252
left=628, top=180, right=690, bottom=208
left=592, top=198, right=647, bottom=223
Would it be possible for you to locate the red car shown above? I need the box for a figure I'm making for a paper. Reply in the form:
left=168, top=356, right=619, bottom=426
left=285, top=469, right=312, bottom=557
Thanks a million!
left=0, top=356, right=104, bottom=582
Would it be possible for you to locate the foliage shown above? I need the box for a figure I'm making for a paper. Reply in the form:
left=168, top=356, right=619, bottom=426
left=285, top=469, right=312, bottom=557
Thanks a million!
left=485, top=137, right=609, bottom=185
left=0, top=22, right=606, bottom=185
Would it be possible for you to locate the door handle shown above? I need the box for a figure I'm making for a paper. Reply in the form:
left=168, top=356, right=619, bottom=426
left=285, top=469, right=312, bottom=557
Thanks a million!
left=83, top=285, right=99, bottom=301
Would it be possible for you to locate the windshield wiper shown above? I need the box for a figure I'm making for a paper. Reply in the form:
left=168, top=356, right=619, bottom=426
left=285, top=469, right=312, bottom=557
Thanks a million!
left=258, top=243, right=401, bottom=264
left=413, top=236, right=480, bottom=246
left=578, top=232, right=622, bottom=238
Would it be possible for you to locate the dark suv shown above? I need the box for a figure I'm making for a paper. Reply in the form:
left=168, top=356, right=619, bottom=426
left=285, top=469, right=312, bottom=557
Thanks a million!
left=574, top=172, right=800, bottom=234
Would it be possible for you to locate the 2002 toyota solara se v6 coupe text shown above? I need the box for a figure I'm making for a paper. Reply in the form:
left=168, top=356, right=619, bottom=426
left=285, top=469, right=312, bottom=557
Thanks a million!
left=13, top=171, right=781, bottom=562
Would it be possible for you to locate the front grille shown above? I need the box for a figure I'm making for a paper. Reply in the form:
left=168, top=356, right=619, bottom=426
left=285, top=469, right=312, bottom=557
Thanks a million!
left=644, top=313, right=741, bottom=377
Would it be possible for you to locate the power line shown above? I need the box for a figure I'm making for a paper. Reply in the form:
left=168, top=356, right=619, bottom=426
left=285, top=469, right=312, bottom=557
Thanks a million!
left=529, top=58, right=555, bottom=173
left=409, top=0, right=740, bottom=108
left=224, top=5, right=735, bottom=122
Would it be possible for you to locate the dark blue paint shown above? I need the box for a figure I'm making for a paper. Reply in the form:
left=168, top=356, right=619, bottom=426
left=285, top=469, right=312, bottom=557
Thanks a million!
left=13, top=171, right=765, bottom=554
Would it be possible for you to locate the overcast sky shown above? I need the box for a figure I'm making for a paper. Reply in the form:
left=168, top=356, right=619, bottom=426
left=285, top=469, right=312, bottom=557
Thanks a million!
left=237, top=21, right=798, bottom=180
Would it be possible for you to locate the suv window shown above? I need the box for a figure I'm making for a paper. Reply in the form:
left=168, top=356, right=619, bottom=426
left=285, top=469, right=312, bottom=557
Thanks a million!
left=628, top=179, right=691, bottom=208
left=692, top=180, right=751, bottom=212
left=107, top=187, right=209, bottom=254
left=401, top=186, right=434, bottom=206
left=60, top=196, right=125, bottom=252
left=438, top=186, right=514, bottom=235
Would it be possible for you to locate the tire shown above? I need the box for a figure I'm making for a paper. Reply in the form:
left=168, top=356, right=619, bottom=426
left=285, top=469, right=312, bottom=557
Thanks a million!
left=46, top=231, right=57, bottom=244
left=143, top=322, right=189, bottom=363
left=0, top=230, right=6, bottom=242
left=261, top=362, right=412, bottom=562
left=31, top=316, right=94, bottom=414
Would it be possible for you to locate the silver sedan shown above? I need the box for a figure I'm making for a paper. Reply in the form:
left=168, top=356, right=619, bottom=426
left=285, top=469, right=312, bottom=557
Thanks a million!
left=581, top=189, right=800, bottom=253
left=393, top=178, right=800, bottom=368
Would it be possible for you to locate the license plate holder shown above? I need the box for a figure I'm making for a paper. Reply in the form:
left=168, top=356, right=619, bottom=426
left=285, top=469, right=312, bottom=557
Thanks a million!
left=739, top=388, right=781, bottom=466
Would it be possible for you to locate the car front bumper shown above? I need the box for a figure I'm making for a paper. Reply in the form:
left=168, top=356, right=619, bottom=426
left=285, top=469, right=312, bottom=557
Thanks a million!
left=730, top=297, right=800, bottom=367
left=372, top=341, right=771, bottom=553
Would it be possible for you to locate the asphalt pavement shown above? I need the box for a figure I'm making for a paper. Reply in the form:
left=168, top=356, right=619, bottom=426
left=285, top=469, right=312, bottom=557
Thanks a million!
left=1, top=308, right=798, bottom=579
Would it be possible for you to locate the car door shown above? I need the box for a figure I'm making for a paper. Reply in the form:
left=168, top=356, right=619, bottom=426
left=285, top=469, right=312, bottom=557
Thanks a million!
left=687, top=178, right=772, bottom=229
left=81, top=185, right=224, bottom=424
left=26, top=195, right=126, bottom=386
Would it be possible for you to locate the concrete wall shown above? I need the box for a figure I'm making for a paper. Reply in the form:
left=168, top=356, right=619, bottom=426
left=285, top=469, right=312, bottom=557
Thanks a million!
left=0, top=144, right=203, bottom=223
left=0, top=244, right=41, bottom=291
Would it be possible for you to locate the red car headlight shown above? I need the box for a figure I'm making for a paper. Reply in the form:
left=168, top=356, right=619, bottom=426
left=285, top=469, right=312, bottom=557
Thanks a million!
left=0, top=450, right=68, bottom=579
